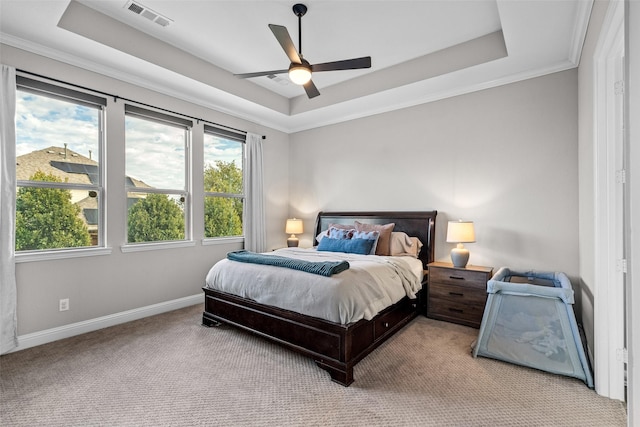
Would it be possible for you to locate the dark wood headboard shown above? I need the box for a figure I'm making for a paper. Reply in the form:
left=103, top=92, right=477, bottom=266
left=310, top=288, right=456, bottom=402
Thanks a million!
left=314, top=211, right=437, bottom=269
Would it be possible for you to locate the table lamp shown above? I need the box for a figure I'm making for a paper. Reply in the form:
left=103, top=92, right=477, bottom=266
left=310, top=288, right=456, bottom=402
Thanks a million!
left=285, top=218, right=303, bottom=247
left=446, top=220, right=476, bottom=268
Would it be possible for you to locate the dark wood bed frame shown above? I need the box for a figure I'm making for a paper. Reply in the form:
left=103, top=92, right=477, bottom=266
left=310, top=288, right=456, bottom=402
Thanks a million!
left=202, top=211, right=437, bottom=386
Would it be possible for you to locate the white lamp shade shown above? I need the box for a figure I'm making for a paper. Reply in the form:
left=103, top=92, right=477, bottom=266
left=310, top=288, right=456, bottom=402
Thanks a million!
left=286, top=218, right=303, bottom=247
left=285, top=218, right=304, bottom=235
left=446, top=221, right=476, bottom=243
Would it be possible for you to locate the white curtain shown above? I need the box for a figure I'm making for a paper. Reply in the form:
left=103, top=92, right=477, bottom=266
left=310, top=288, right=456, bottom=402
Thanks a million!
left=0, top=65, right=18, bottom=354
left=244, top=132, right=266, bottom=252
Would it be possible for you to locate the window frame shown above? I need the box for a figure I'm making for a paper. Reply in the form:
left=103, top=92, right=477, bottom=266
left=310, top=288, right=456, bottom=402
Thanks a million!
left=202, top=125, right=246, bottom=242
left=122, top=104, right=193, bottom=250
left=14, top=75, right=109, bottom=262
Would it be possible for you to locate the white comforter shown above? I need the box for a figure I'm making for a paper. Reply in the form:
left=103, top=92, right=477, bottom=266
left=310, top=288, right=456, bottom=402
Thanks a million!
left=205, top=247, right=423, bottom=325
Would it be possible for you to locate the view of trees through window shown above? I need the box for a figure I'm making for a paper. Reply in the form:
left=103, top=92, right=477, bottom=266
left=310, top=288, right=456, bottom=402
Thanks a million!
left=15, top=82, right=103, bottom=251
left=16, top=171, right=91, bottom=251
left=125, top=107, right=189, bottom=244
left=204, top=130, right=244, bottom=238
left=127, top=193, right=185, bottom=243
left=15, top=77, right=247, bottom=252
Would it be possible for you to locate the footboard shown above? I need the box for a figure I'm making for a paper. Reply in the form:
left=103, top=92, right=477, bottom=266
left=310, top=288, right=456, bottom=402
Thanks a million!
left=202, top=287, right=419, bottom=386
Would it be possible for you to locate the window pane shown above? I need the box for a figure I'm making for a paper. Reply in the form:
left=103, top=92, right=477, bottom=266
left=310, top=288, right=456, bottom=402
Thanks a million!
left=127, top=192, right=185, bottom=243
left=15, top=87, right=102, bottom=252
left=204, top=196, right=243, bottom=238
left=16, top=185, right=98, bottom=250
left=16, top=91, right=100, bottom=184
left=204, top=133, right=244, bottom=239
left=204, top=133, right=243, bottom=194
left=125, top=115, right=185, bottom=190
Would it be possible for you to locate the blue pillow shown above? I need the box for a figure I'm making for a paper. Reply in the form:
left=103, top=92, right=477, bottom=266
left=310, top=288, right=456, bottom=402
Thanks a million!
left=317, top=237, right=375, bottom=255
left=353, top=230, right=380, bottom=255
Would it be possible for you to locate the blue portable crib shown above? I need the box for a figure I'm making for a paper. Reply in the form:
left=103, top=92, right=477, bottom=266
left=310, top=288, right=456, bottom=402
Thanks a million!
left=472, top=268, right=594, bottom=388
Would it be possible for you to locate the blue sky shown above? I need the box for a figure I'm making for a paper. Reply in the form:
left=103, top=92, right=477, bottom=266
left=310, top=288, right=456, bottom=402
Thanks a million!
left=16, top=92, right=99, bottom=162
left=16, top=90, right=243, bottom=190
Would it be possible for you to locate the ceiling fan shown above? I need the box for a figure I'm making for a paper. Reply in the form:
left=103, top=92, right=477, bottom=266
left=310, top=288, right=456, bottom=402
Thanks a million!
left=234, top=3, right=372, bottom=99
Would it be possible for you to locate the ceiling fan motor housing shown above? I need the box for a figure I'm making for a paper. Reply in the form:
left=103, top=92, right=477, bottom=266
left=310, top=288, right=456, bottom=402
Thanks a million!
left=292, top=4, right=307, bottom=17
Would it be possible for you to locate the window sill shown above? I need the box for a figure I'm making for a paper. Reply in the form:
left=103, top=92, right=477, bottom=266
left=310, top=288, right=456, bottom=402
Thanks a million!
left=201, top=237, right=244, bottom=246
left=121, top=240, right=196, bottom=253
left=16, top=247, right=113, bottom=263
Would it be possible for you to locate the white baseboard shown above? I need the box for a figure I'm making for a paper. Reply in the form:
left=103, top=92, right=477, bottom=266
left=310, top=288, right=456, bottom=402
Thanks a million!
left=9, top=294, right=203, bottom=353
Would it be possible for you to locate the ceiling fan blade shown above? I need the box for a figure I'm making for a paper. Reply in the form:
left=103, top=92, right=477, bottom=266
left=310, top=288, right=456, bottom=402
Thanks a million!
left=234, top=69, right=289, bottom=79
left=311, top=56, right=372, bottom=72
left=303, top=80, right=320, bottom=99
left=269, top=24, right=301, bottom=64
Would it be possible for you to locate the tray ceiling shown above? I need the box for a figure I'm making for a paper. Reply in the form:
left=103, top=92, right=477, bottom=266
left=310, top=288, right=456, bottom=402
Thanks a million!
left=0, top=0, right=592, bottom=132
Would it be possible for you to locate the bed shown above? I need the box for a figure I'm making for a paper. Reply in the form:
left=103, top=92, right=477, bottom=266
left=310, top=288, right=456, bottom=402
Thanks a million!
left=202, top=210, right=437, bottom=386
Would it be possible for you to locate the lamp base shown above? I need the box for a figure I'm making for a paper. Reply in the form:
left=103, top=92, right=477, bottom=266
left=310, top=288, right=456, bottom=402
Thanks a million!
left=287, top=236, right=299, bottom=247
left=450, top=246, right=470, bottom=268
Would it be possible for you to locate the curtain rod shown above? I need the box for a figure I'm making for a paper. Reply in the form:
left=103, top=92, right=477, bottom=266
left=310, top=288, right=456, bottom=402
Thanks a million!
left=17, top=69, right=266, bottom=140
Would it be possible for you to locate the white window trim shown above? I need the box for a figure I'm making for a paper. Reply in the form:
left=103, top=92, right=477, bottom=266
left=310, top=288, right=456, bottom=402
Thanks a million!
left=121, top=240, right=196, bottom=253
left=16, top=247, right=113, bottom=263
left=201, top=236, right=244, bottom=246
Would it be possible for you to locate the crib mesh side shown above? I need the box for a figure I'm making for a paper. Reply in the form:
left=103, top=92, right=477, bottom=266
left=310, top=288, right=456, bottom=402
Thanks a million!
left=472, top=269, right=593, bottom=388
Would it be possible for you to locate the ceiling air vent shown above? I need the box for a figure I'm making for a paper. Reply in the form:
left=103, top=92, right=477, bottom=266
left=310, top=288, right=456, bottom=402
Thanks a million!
left=267, top=74, right=290, bottom=86
left=124, top=1, right=173, bottom=27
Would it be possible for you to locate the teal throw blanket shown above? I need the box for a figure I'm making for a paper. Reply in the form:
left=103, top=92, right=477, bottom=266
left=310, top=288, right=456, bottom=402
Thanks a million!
left=226, top=250, right=349, bottom=277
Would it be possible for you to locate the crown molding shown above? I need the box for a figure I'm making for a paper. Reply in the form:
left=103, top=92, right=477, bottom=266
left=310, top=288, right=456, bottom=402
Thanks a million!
left=568, top=0, right=595, bottom=66
left=1, top=32, right=581, bottom=135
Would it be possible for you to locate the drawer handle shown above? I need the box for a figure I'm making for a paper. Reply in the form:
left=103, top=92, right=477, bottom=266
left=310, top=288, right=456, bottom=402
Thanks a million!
left=449, top=275, right=465, bottom=280
left=449, top=292, right=464, bottom=297
left=448, top=308, right=463, bottom=313
left=383, top=322, right=390, bottom=328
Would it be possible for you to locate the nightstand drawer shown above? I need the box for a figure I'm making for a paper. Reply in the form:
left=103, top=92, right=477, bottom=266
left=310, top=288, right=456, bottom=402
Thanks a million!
left=427, top=295, right=486, bottom=327
left=428, top=282, right=487, bottom=305
left=428, top=283, right=487, bottom=327
left=429, top=268, right=488, bottom=289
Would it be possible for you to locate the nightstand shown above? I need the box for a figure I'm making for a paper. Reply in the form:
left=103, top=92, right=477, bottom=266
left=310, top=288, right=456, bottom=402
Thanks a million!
left=426, top=261, right=493, bottom=328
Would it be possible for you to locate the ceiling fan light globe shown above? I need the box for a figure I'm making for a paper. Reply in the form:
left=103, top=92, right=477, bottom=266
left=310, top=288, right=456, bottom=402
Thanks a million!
left=289, top=65, right=312, bottom=85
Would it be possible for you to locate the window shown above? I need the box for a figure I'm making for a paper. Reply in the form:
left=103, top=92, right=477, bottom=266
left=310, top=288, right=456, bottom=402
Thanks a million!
left=15, top=76, right=106, bottom=252
left=203, top=126, right=244, bottom=238
left=125, top=105, right=191, bottom=244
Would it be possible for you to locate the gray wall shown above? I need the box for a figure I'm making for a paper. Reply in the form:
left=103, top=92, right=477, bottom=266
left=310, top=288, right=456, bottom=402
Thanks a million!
left=0, top=28, right=590, bottom=354
left=289, top=70, right=579, bottom=279
left=2, top=45, right=290, bottom=336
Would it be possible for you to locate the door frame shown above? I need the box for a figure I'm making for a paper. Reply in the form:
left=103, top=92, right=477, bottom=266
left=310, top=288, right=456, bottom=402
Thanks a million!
left=593, top=0, right=626, bottom=401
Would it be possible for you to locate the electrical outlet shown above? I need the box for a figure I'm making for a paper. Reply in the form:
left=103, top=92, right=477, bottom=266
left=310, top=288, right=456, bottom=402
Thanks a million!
left=59, top=298, right=69, bottom=312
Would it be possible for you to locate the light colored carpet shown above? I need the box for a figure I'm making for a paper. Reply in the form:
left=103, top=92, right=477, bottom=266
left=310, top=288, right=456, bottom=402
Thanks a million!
left=0, top=304, right=627, bottom=426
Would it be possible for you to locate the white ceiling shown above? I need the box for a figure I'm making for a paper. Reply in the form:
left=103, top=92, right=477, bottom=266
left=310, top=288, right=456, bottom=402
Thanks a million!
left=0, top=0, right=593, bottom=133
